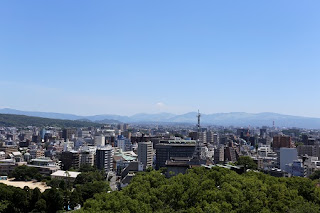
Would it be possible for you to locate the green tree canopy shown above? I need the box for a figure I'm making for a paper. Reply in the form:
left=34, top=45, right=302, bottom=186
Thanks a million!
left=236, top=156, right=258, bottom=170
left=10, top=165, right=40, bottom=181
left=79, top=167, right=320, bottom=213
left=309, top=170, right=320, bottom=180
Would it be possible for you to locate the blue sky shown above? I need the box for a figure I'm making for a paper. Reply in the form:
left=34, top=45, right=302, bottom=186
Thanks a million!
left=1, top=1, right=320, bottom=117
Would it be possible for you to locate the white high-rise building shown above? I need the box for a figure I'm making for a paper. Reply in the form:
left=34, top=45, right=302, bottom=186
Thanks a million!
left=80, top=146, right=96, bottom=167
left=199, top=131, right=207, bottom=144
left=138, top=141, right=153, bottom=170
left=94, top=135, right=105, bottom=147
left=63, top=139, right=74, bottom=152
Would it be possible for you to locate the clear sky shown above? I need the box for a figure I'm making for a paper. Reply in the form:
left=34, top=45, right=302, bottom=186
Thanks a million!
left=1, top=1, right=320, bottom=117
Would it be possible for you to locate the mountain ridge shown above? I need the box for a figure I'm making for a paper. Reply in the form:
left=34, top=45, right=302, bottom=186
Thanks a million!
left=1, top=108, right=320, bottom=129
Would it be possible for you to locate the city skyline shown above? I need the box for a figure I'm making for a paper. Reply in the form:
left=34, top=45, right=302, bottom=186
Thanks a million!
left=1, top=1, right=320, bottom=212
left=1, top=1, right=320, bottom=117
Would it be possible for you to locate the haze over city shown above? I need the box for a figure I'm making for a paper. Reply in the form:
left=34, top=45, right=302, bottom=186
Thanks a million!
left=1, top=0, right=320, bottom=117
left=2, top=1, right=320, bottom=213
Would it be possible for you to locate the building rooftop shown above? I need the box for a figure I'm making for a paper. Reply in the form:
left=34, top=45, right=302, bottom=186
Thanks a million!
left=31, top=158, right=53, bottom=162
left=160, top=139, right=196, bottom=144
left=12, top=152, right=22, bottom=156
left=0, top=159, right=15, bottom=164
left=114, top=149, right=137, bottom=161
left=51, top=170, right=81, bottom=178
left=114, top=153, right=136, bottom=161
left=97, top=145, right=113, bottom=151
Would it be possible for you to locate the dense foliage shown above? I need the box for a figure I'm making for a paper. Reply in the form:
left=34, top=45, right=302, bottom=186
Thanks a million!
left=81, top=167, right=320, bottom=213
left=0, top=167, right=110, bottom=212
left=0, top=184, right=62, bottom=213
left=73, top=169, right=110, bottom=206
left=10, top=165, right=42, bottom=181
left=2, top=165, right=320, bottom=212
left=0, top=113, right=101, bottom=127
left=236, top=156, right=258, bottom=170
left=310, top=170, right=320, bottom=181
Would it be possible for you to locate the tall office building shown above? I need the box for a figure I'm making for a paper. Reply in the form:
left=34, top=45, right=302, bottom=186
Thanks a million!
left=297, top=145, right=320, bottom=158
left=224, top=146, right=239, bottom=162
left=116, top=135, right=132, bottom=152
left=260, top=129, right=267, bottom=139
left=80, top=146, right=96, bottom=167
left=122, top=131, right=132, bottom=140
left=188, top=131, right=207, bottom=144
left=155, top=139, right=196, bottom=169
left=213, top=134, right=219, bottom=146
left=237, top=129, right=249, bottom=137
left=40, top=128, right=46, bottom=140
left=206, top=131, right=215, bottom=144
left=62, top=129, right=76, bottom=142
left=61, top=151, right=80, bottom=170
left=123, top=123, right=129, bottom=131
left=96, top=146, right=114, bottom=173
left=214, top=146, right=224, bottom=164
left=280, top=148, right=298, bottom=171
left=94, top=135, right=105, bottom=147
left=273, top=136, right=293, bottom=149
left=199, top=131, right=207, bottom=144
left=117, top=124, right=124, bottom=131
left=302, top=135, right=316, bottom=145
left=138, top=141, right=153, bottom=170
left=80, top=151, right=95, bottom=167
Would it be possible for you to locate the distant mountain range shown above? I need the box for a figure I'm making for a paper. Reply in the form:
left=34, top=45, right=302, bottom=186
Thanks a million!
left=1, top=108, right=320, bottom=129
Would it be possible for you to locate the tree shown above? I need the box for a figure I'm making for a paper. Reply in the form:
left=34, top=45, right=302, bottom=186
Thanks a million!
left=1, top=166, right=320, bottom=213
left=236, top=156, right=258, bottom=170
left=309, top=170, right=320, bottom=180
left=32, top=199, right=46, bottom=213
left=69, top=190, right=80, bottom=210
left=42, top=188, right=64, bottom=213
left=10, top=165, right=41, bottom=181
left=83, top=192, right=152, bottom=213
left=29, top=187, right=42, bottom=211
left=74, top=171, right=104, bottom=185
left=76, top=181, right=111, bottom=205
left=47, top=178, right=64, bottom=189
left=0, top=201, right=9, bottom=212
left=79, top=164, right=97, bottom=172
left=79, top=167, right=320, bottom=213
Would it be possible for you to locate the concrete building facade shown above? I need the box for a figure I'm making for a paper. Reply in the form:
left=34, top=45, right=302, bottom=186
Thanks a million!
left=138, top=141, right=153, bottom=170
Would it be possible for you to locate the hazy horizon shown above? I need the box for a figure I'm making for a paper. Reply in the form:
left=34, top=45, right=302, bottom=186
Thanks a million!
left=2, top=107, right=320, bottom=119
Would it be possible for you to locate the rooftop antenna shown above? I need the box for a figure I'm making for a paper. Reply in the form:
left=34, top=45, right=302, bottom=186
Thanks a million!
left=197, top=110, right=201, bottom=134
left=193, top=110, right=202, bottom=160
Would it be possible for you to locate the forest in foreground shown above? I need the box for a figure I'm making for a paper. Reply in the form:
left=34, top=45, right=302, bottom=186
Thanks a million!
left=79, top=167, right=320, bottom=213
left=1, top=166, right=320, bottom=213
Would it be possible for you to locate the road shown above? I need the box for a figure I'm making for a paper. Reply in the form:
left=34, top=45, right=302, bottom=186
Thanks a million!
left=108, top=172, right=118, bottom=191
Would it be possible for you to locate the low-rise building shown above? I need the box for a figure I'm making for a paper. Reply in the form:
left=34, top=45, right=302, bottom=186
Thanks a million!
left=51, top=170, right=81, bottom=182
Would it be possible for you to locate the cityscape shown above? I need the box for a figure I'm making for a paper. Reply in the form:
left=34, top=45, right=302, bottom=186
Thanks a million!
left=0, top=109, right=320, bottom=211
left=1, top=1, right=320, bottom=212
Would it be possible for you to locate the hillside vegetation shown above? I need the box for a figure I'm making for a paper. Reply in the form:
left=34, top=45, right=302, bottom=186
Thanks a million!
left=0, top=113, right=101, bottom=127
